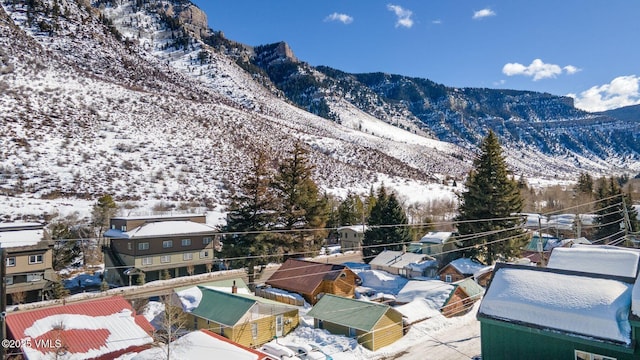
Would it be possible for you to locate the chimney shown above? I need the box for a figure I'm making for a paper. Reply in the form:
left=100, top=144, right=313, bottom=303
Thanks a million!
left=232, top=280, right=237, bottom=294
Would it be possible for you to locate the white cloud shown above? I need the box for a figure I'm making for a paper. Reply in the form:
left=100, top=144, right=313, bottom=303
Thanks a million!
left=563, top=65, right=581, bottom=75
left=432, top=19, right=442, bottom=25
left=473, top=8, right=496, bottom=19
left=324, top=12, right=354, bottom=24
left=387, top=4, right=414, bottom=28
left=502, top=59, right=580, bottom=81
left=570, top=75, right=640, bottom=112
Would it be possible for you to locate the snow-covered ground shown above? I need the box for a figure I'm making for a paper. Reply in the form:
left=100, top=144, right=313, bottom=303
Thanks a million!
left=141, top=268, right=481, bottom=360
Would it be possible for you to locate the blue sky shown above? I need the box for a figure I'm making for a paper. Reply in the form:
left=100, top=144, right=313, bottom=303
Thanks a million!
left=191, top=1, right=640, bottom=112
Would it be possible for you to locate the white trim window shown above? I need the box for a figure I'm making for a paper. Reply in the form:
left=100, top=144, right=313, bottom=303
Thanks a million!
left=6, top=257, right=16, bottom=267
left=28, top=254, right=43, bottom=264
left=141, top=257, right=153, bottom=265
left=160, top=255, right=171, bottom=263
left=163, top=240, right=173, bottom=248
left=183, top=253, right=193, bottom=261
left=200, top=251, right=209, bottom=259
left=138, top=242, right=149, bottom=250
left=181, top=238, right=191, bottom=246
left=445, top=274, right=452, bottom=283
left=5, top=277, right=13, bottom=285
left=251, top=323, right=258, bottom=339
left=203, top=237, right=212, bottom=245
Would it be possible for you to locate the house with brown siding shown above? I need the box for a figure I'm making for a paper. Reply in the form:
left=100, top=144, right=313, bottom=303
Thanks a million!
left=265, top=258, right=360, bottom=305
left=306, top=294, right=404, bottom=351
left=175, top=286, right=299, bottom=348
left=103, top=214, right=220, bottom=284
left=439, top=257, right=486, bottom=283
left=0, top=222, right=56, bottom=304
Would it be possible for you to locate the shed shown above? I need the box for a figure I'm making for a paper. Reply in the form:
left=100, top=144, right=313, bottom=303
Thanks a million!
left=306, top=294, right=404, bottom=351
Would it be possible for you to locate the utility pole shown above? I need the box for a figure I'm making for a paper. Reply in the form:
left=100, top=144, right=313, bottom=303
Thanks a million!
left=1, top=246, right=6, bottom=360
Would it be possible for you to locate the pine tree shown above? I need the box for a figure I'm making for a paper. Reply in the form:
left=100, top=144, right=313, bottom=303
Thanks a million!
left=91, top=194, right=118, bottom=248
left=272, top=143, right=328, bottom=254
left=337, top=192, right=364, bottom=226
left=455, top=131, right=526, bottom=264
left=362, top=186, right=411, bottom=263
left=223, top=150, right=277, bottom=277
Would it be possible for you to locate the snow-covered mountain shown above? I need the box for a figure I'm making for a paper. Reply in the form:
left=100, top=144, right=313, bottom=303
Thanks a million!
left=0, top=0, right=637, bottom=212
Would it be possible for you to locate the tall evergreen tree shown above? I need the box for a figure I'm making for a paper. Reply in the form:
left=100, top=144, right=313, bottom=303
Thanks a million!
left=272, top=143, right=328, bottom=254
left=337, top=191, right=364, bottom=226
left=455, top=131, right=526, bottom=264
left=362, top=186, right=411, bottom=263
left=222, top=150, right=277, bottom=280
left=594, top=177, right=638, bottom=243
left=91, top=194, right=118, bottom=248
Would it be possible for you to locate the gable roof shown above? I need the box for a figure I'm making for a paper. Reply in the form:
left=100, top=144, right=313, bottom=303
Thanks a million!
left=266, top=258, right=355, bottom=295
left=444, top=258, right=485, bottom=275
left=306, top=294, right=398, bottom=332
left=6, top=296, right=154, bottom=360
left=369, top=250, right=435, bottom=269
left=454, top=277, right=485, bottom=298
left=186, top=287, right=296, bottom=327
left=478, top=263, right=633, bottom=345
left=547, top=245, right=640, bottom=278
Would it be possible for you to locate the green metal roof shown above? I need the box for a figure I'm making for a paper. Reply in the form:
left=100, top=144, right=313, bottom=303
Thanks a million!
left=188, top=286, right=297, bottom=327
left=455, top=277, right=485, bottom=298
left=190, top=287, right=257, bottom=327
left=306, top=294, right=393, bottom=331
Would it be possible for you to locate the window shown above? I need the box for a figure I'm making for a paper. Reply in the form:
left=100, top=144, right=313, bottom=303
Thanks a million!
left=5, top=277, right=13, bottom=285
left=6, top=257, right=16, bottom=267
left=183, top=253, right=193, bottom=261
left=251, top=323, right=258, bottom=339
left=142, top=257, right=153, bottom=265
left=127, top=242, right=132, bottom=250
left=161, top=255, right=171, bottom=263
left=181, top=239, right=191, bottom=246
left=121, top=225, right=127, bottom=231
left=29, top=254, right=43, bottom=264
left=203, top=237, right=212, bottom=245
left=111, top=224, right=115, bottom=229
left=348, top=327, right=357, bottom=338
left=575, top=350, right=616, bottom=360
left=200, top=251, right=209, bottom=259
left=445, top=274, right=452, bottom=283
left=138, top=242, right=149, bottom=250
left=27, top=273, right=43, bottom=282
left=163, top=240, right=173, bottom=248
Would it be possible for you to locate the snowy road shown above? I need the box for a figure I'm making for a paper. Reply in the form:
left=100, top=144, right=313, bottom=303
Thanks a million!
left=392, top=318, right=481, bottom=360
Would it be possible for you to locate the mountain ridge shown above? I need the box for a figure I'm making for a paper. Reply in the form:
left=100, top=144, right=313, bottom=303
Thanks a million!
left=0, top=0, right=638, bottom=210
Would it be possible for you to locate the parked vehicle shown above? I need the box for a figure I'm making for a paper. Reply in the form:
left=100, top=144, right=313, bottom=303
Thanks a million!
left=260, top=342, right=302, bottom=360
left=285, top=344, right=332, bottom=360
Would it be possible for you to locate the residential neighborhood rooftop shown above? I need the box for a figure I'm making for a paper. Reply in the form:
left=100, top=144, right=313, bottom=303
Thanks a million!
left=104, top=220, right=216, bottom=239
left=479, top=264, right=633, bottom=345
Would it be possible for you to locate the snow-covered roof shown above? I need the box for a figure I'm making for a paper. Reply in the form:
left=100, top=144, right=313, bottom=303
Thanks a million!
left=396, top=280, right=454, bottom=307
left=418, top=231, right=453, bottom=244
left=104, top=220, right=216, bottom=239
left=128, top=329, right=268, bottom=360
left=547, top=246, right=640, bottom=278
left=6, top=297, right=154, bottom=360
left=369, top=250, right=434, bottom=269
left=633, top=276, right=640, bottom=317
left=0, top=222, right=45, bottom=248
left=337, top=225, right=368, bottom=233
left=479, top=265, right=633, bottom=344
left=447, top=258, right=486, bottom=275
